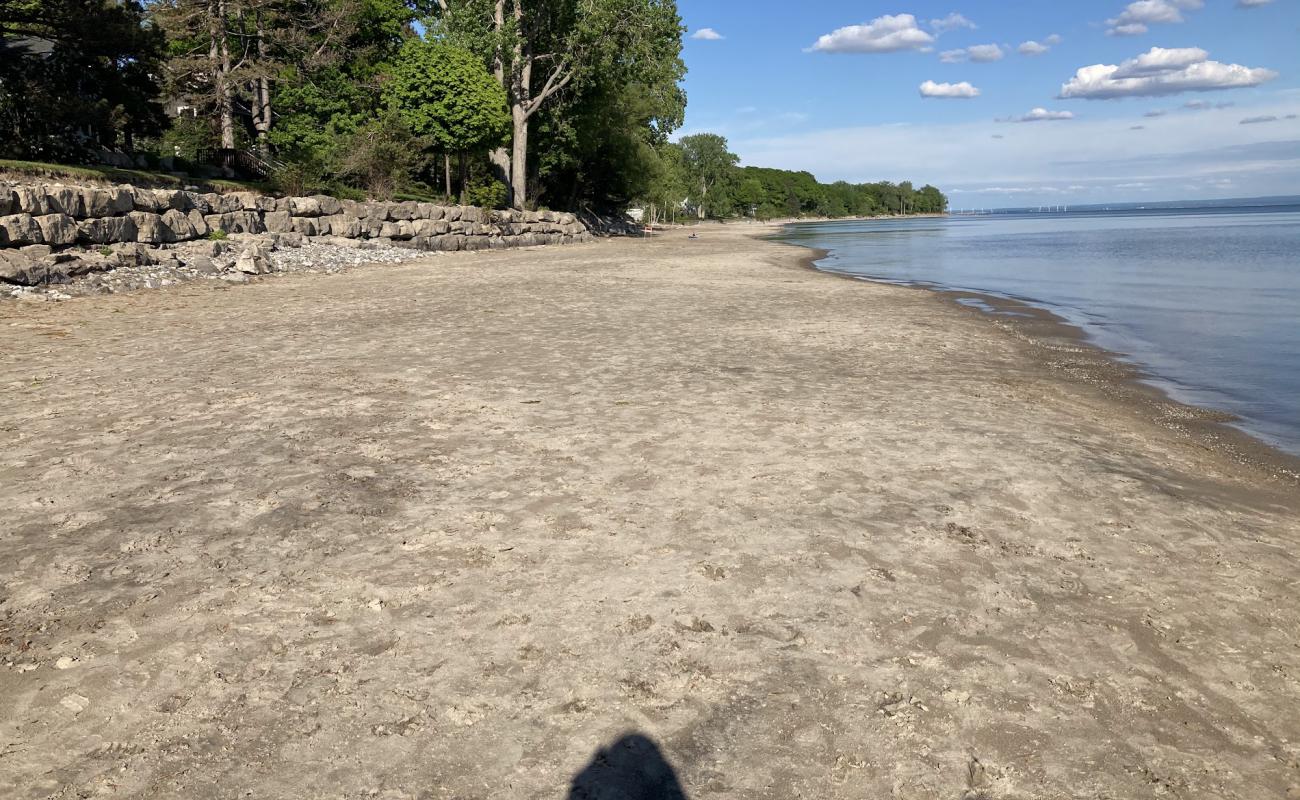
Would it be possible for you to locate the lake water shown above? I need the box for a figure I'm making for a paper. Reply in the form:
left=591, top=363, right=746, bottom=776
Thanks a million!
left=778, top=206, right=1300, bottom=456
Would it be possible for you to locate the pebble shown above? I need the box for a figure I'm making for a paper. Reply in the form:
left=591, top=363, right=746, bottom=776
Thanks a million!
left=54, top=656, right=77, bottom=670
left=3, top=237, right=436, bottom=302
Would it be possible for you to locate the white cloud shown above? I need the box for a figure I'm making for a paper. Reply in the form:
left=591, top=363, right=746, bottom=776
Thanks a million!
left=1002, top=107, right=1076, bottom=122
left=1060, top=47, right=1277, bottom=99
left=810, top=14, right=935, bottom=54
left=1184, top=100, right=1235, bottom=110
left=1237, top=0, right=1273, bottom=6
left=1113, top=46, right=1206, bottom=77
left=691, top=28, right=723, bottom=41
left=1106, top=0, right=1204, bottom=35
left=1046, top=34, right=1063, bottom=45
left=967, top=44, right=1005, bottom=62
left=930, top=12, right=977, bottom=33
left=1240, top=115, right=1279, bottom=124
left=1019, top=41, right=1050, bottom=56
left=940, top=44, right=1005, bottom=63
left=919, top=80, right=981, bottom=99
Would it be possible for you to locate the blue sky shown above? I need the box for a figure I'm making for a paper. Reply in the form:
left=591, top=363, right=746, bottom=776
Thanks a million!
left=676, top=0, right=1300, bottom=206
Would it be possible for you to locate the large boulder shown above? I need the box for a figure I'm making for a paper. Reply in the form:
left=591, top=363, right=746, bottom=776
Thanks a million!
left=112, top=242, right=156, bottom=267
left=323, top=214, right=361, bottom=238
left=13, top=186, right=49, bottom=215
left=0, top=213, right=44, bottom=246
left=131, top=186, right=165, bottom=213
left=34, top=213, right=79, bottom=246
left=187, top=209, right=210, bottom=238
left=130, top=211, right=176, bottom=244
left=289, top=196, right=322, bottom=217
left=0, top=187, right=16, bottom=215
left=77, top=215, right=138, bottom=245
left=229, top=191, right=261, bottom=211
left=46, top=186, right=84, bottom=217
left=234, top=243, right=272, bottom=275
left=80, top=187, right=133, bottom=218
left=388, top=200, right=419, bottom=221
left=162, top=208, right=200, bottom=240
left=312, top=194, right=343, bottom=216
left=0, top=250, right=39, bottom=285
left=290, top=216, right=319, bottom=236
left=263, top=210, right=293, bottom=233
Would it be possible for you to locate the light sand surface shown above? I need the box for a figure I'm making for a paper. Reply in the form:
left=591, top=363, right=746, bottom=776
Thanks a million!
left=2, top=226, right=1299, bottom=799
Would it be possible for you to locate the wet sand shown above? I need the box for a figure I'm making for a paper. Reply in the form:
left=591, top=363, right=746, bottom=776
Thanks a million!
left=2, top=225, right=1299, bottom=799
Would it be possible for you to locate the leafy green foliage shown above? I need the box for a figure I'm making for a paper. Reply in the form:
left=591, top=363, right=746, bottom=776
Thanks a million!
left=334, top=110, right=431, bottom=200
left=0, top=0, right=166, bottom=160
left=383, top=39, right=509, bottom=155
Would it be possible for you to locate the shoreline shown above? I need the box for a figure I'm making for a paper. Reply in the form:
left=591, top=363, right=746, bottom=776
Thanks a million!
left=771, top=225, right=1300, bottom=487
left=3, top=225, right=1299, bottom=798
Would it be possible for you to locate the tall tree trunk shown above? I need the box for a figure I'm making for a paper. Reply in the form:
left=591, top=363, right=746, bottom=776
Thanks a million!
left=444, top=153, right=452, bottom=200
left=252, top=11, right=271, bottom=153
left=211, top=0, right=235, bottom=150
left=510, top=105, right=528, bottom=210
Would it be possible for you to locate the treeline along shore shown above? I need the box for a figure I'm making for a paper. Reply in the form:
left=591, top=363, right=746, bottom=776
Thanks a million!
left=0, top=1, right=945, bottom=221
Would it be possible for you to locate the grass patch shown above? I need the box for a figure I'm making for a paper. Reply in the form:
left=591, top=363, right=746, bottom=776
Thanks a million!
left=0, top=159, right=270, bottom=194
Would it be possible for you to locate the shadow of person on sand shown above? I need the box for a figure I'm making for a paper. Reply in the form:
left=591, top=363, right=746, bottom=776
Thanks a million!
left=567, top=732, right=689, bottom=800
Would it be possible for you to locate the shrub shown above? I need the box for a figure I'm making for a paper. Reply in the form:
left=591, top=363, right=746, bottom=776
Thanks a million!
left=464, top=176, right=509, bottom=210
left=207, top=229, right=228, bottom=241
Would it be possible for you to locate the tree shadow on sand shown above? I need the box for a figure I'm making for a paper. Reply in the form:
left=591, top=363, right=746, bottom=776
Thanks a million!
left=567, top=733, right=689, bottom=800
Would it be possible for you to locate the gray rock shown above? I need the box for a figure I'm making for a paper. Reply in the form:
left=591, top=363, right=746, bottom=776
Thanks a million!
left=290, top=216, right=319, bottom=236
left=46, top=186, right=84, bottom=217
left=0, top=187, right=15, bottom=215
left=256, top=195, right=279, bottom=212
left=323, top=214, right=361, bottom=238
left=289, top=196, right=322, bottom=217
left=131, top=186, right=164, bottom=212
left=80, top=187, right=132, bottom=217
left=113, top=243, right=155, bottom=267
left=130, top=211, right=175, bottom=244
left=230, top=191, right=261, bottom=211
left=460, top=206, right=483, bottom=224
left=35, top=213, right=79, bottom=246
left=379, top=221, right=405, bottom=239
left=14, top=186, right=49, bottom=215
left=389, top=201, right=418, bottom=221
left=188, top=255, right=218, bottom=274
left=263, top=210, right=293, bottom=233
left=20, top=244, right=53, bottom=259
left=442, top=206, right=462, bottom=222
left=187, top=209, right=210, bottom=238
left=0, top=250, right=38, bottom=284
left=162, top=209, right=199, bottom=240
left=220, top=272, right=250, bottom=284
left=312, top=194, right=343, bottom=215
left=269, top=231, right=304, bottom=248
left=0, top=213, right=44, bottom=246
left=234, top=244, right=272, bottom=274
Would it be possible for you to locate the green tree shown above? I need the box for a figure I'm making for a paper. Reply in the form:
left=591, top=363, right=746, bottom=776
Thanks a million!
left=679, top=132, right=737, bottom=219
left=0, top=0, right=166, bottom=160
left=432, top=0, right=685, bottom=209
left=382, top=38, right=509, bottom=199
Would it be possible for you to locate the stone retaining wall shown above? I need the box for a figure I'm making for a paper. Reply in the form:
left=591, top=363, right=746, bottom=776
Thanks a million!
left=0, top=182, right=590, bottom=254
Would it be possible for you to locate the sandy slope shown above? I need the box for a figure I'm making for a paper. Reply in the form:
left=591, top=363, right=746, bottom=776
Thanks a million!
left=2, top=226, right=1298, bottom=799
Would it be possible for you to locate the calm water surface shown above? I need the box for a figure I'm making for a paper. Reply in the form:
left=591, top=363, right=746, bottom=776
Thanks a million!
left=779, top=207, right=1300, bottom=456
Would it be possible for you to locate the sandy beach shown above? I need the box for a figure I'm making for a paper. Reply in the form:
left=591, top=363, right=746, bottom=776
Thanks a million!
left=2, top=225, right=1298, bottom=799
